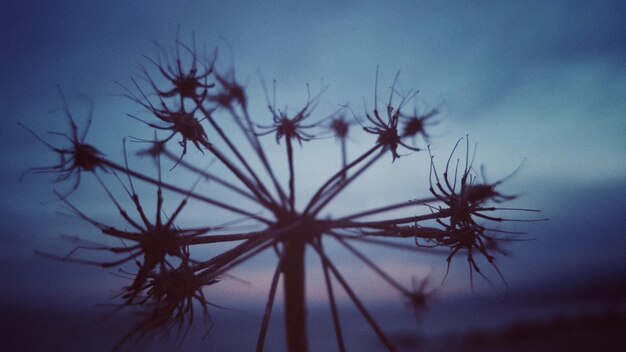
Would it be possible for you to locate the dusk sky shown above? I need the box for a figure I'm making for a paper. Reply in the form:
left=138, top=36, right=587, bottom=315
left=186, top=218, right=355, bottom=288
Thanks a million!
left=1, top=1, right=625, bottom=350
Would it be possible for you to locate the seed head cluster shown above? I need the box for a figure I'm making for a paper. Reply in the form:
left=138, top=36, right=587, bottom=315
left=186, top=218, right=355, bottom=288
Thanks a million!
left=24, top=36, right=543, bottom=351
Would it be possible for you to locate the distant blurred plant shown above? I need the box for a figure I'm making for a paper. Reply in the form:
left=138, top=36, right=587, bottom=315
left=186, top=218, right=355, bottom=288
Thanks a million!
left=24, top=36, right=544, bottom=351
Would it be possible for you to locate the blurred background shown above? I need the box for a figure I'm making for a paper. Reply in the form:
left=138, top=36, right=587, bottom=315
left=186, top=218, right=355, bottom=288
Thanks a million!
left=1, top=0, right=624, bottom=350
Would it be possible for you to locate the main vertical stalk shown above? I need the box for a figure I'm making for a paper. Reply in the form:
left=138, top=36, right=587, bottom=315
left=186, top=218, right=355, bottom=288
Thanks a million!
left=283, top=238, right=308, bottom=352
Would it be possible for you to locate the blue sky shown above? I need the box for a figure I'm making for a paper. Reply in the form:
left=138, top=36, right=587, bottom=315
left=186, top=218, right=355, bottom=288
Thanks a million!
left=1, top=0, right=625, bottom=333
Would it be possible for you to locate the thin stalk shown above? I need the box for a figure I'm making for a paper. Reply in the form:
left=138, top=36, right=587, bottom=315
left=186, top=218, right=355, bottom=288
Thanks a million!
left=93, top=173, right=144, bottom=232
left=286, top=137, right=295, bottom=211
left=162, top=149, right=259, bottom=203
left=155, top=150, right=165, bottom=229
left=192, top=231, right=277, bottom=272
left=238, top=107, right=289, bottom=207
left=309, top=149, right=385, bottom=217
left=193, top=223, right=298, bottom=273
left=102, top=159, right=271, bottom=224
left=304, top=144, right=382, bottom=215
left=340, top=138, right=347, bottom=180
left=283, top=239, right=308, bottom=352
left=322, top=209, right=450, bottom=230
left=334, top=233, right=449, bottom=255
left=256, top=249, right=285, bottom=352
left=338, top=197, right=438, bottom=221
left=34, top=250, right=141, bottom=268
left=333, top=234, right=409, bottom=295
left=204, top=142, right=279, bottom=212
left=318, top=239, right=346, bottom=352
left=313, top=243, right=397, bottom=352
left=343, top=210, right=452, bottom=228
left=196, top=103, right=279, bottom=209
left=179, top=233, right=262, bottom=245
left=54, top=190, right=146, bottom=243
left=213, top=239, right=277, bottom=275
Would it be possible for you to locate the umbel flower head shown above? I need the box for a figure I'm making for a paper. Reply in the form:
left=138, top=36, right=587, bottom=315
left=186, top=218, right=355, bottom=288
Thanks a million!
left=19, top=86, right=106, bottom=195
left=361, top=69, right=422, bottom=161
left=24, top=35, right=545, bottom=351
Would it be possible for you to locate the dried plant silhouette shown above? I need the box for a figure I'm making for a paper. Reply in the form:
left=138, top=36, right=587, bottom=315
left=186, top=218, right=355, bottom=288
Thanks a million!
left=24, top=36, right=544, bottom=351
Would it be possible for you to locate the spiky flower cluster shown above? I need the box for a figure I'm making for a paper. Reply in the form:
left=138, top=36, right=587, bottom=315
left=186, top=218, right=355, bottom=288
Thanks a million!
left=24, top=36, right=543, bottom=351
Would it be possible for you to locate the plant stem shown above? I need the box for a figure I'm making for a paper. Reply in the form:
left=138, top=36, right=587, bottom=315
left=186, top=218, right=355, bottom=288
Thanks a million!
left=102, top=159, right=271, bottom=223
left=286, top=137, right=295, bottom=211
left=304, top=144, right=382, bottom=215
left=196, top=102, right=278, bottom=208
left=256, top=251, right=284, bottom=352
left=340, top=138, right=347, bottom=180
left=283, top=238, right=308, bottom=352
left=319, top=239, right=346, bottom=352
